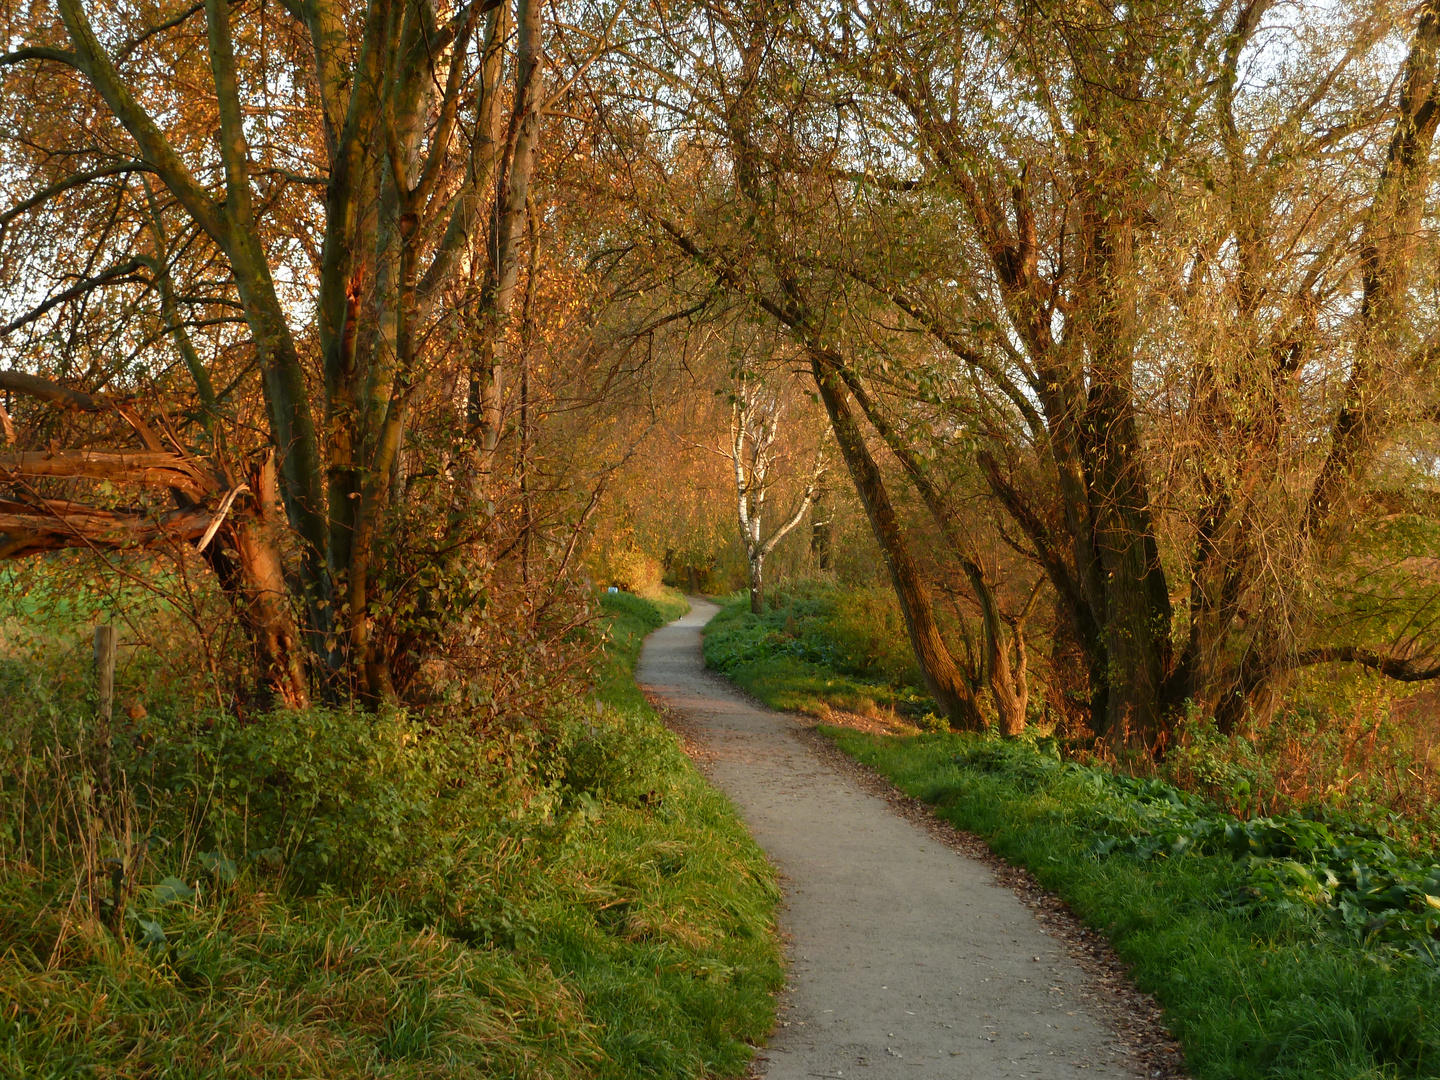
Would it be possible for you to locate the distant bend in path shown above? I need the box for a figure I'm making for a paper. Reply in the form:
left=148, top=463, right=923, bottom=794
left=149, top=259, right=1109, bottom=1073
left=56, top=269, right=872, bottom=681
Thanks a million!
left=637, top=596, right=1144, bottom=1080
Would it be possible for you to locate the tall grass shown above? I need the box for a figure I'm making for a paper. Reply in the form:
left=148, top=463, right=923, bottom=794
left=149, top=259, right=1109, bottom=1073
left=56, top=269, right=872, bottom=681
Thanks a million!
left=0, top=585, right=781, bottom=1078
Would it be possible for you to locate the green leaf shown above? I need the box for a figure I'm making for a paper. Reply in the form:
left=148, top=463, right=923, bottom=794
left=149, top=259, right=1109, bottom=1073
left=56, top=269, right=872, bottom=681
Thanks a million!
left=198, top=851, right=237, bottom=884
left=127, top=910, right=167, bottom=947
left=153, top=876, right=195, bottom=904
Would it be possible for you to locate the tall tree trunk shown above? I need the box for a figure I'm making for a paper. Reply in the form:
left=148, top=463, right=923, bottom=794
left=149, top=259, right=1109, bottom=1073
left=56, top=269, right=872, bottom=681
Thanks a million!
left=809, top=349, right=983, bottom=728
left=829, top=355, right=1034, bottom=735
left=1079, top=186, right=1174, bottom=754
left=468, top=0, right=545, bottom=491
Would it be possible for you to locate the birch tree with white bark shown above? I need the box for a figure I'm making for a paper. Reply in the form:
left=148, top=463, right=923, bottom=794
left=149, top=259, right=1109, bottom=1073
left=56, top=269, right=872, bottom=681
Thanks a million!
left=726, top=377, right=826, bottom=615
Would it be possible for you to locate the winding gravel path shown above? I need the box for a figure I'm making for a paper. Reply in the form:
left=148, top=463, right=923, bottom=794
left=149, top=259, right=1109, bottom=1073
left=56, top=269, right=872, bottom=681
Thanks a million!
left=636, top=598, right=1145, bottom=1080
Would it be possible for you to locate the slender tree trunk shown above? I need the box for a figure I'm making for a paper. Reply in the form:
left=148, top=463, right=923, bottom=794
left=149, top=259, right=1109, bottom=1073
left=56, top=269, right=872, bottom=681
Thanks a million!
left=469, top=0, right=545, bottom=490
left=518, top=198, right=541, bottom=585
left=960, top=558, right=1027, bottom=736
left=808, top=349, right=983, bottom=728
left=810, top=486, right=832, bottom=570
left=830, top=356, right=1037, bottom=735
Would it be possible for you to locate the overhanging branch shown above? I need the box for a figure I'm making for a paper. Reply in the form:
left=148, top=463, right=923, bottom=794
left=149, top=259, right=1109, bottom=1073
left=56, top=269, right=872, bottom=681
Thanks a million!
left=0, top=370, right=105, bottom=411
left=1295, top=645, right=1440, bottom=682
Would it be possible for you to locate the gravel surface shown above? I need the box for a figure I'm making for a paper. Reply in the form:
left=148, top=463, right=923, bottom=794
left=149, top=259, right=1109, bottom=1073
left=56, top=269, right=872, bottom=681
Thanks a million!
left=637, top=598, right=1186, bottom=1080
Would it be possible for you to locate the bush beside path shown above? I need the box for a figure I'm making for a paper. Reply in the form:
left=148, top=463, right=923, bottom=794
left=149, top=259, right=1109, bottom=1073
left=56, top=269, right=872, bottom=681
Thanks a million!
left=0, top=588, right=781, bottom=1079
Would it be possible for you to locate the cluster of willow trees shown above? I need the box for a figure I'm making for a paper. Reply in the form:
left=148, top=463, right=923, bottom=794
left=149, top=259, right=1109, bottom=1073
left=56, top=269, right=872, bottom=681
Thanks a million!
left=2, top=0, right=1437, bottom=747
left=587, top=0, right=1440, bottom=750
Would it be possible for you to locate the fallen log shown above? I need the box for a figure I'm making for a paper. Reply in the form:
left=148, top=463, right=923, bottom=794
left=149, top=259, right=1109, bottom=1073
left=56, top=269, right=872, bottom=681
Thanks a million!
left=0, top=449, right=215, bottom=501
left=0, top=498, right=215, bottom=558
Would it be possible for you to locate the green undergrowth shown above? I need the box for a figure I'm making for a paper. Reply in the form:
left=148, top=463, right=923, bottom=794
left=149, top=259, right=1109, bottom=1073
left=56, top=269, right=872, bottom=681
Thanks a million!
left=0, top=586, right=781, bottom=1079
left=825, top=730, right=1440, bottom=1079
left=705, top=580, right=1440, bottom=1074
left=701, top=586, right=938, bottom=723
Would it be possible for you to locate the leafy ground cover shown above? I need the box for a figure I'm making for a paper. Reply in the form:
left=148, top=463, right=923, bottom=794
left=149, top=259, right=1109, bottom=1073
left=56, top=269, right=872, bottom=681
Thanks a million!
left=824, top=731, right=1440, bottom=1078
left=701, top=586, right=939, bottom=724
left=0, top=586, right=781, bottom=1079
left=702, top=582, right=1440, bottom=1076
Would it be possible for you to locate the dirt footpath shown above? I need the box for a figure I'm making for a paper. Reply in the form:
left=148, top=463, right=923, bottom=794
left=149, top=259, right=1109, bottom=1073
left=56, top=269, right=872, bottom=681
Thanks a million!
left=636, top=598, right=1148, bottom=1080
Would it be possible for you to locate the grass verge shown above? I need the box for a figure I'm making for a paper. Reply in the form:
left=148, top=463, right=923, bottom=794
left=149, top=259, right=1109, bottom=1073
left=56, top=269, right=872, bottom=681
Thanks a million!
left=1, top=587, right=781, bottom=1079
left=822, top=730, right=1440, bottom=1079
left=596, top=587, right=691, bottom=708
left=699, top=582, right=1440, bottom=1077
left=701, top=589, right=936, bottom=724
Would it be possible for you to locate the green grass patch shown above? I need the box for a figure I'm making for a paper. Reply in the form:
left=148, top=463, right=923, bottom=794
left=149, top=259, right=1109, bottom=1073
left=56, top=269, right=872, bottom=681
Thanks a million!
left=0, top=587, right=780, bottom=1079
left=595, top=586, right=689, bottom=708
left=701, top=588, right=937, bottom=723
left=822, top=729, right=1440, bottom=1079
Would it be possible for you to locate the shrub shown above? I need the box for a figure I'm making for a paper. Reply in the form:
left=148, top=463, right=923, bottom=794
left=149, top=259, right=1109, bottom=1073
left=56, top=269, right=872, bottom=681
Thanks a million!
left=820, top=586, right=922, bottom=685
left=600, top=548, right=663, bottom=593
left=551, top=702, right=683, bottom=806
left=193, top=707, right=518, bottom=890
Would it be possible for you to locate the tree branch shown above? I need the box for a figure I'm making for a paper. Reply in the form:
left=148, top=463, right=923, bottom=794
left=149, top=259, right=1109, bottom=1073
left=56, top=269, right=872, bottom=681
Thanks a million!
left=56, top=0, right=226, bottom=239
left=116, top=1, right=206, bottom=62
left=1295, top=645, right=1440, bottom=683
left=0, top=370, right=106, bottom=411
left=0, top=47, right=79, bottom=68
left=0, top=162, right=155, bottom=230
left=0, top=449, right=216, bottom=501
left=0, top=259, right=149, bottom=335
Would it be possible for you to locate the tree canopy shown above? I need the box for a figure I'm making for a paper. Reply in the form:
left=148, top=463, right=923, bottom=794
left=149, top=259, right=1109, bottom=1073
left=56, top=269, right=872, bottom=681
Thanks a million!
left=2, top=0, right=1438, bottom=749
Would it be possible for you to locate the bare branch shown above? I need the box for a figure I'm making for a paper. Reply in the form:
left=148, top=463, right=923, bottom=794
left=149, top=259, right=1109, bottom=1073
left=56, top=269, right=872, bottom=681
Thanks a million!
left=1294, top=646, right=1440, bottom=683
left=0, top=47, right=79, bottom=68
left=0, top=259, right=149, bottom=336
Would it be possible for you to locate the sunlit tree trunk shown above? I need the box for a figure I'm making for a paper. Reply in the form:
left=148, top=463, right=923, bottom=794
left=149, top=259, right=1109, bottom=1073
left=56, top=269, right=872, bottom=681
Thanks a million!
left=727, top=378, right=823, bottom=617
left=469, top=0, right=545, bottom=494
left=808, top=349, right=984, bottom=728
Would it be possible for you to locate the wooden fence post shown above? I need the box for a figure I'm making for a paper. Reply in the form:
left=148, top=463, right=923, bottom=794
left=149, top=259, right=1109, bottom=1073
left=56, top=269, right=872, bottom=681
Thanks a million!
left=93, top=623, right=116, bottom=789
left=94, top=623, right=116, bottom=722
